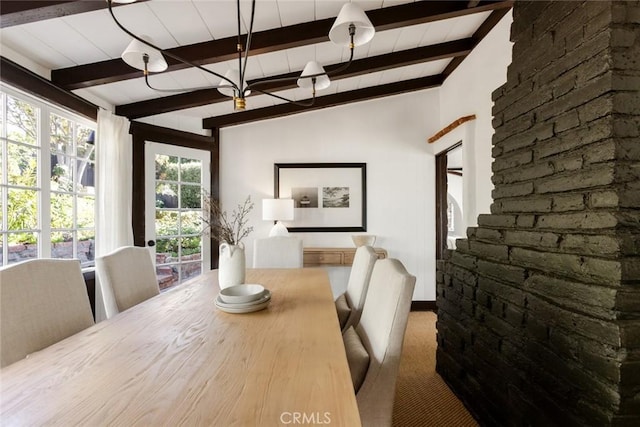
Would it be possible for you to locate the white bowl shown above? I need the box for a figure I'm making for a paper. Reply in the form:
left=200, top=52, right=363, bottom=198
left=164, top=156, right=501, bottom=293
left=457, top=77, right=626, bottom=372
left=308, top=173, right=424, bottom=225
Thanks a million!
left=352, top=235, right=376, bottom=247
left=219, top=284, right=265, bottom=304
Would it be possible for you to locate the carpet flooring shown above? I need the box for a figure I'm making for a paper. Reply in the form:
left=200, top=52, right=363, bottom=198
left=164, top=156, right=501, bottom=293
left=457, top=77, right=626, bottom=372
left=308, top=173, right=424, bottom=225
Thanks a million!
left=392, top=311, right=478, bottom=427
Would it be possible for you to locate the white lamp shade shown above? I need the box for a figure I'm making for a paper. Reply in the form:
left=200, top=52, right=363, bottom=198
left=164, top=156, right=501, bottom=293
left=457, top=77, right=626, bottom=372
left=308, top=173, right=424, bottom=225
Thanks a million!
left=329, top=3, right=375, bottom=47
left=262, top=199, right=294, bottom=221
left=121, top=35, right=168, bottom=72
left=297, top=61, right=331, bottom=90
left=218, top=69, right=251, bottom=97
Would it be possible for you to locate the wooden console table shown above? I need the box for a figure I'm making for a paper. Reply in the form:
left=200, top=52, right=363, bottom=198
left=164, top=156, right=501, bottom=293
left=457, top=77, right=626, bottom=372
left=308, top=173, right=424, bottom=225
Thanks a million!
left=303, top=247, right=388, bottom=267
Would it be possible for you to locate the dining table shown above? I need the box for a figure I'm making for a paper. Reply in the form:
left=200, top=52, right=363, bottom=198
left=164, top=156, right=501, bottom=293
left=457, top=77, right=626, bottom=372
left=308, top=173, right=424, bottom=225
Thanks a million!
left=0, top=268, right=361, bottom=426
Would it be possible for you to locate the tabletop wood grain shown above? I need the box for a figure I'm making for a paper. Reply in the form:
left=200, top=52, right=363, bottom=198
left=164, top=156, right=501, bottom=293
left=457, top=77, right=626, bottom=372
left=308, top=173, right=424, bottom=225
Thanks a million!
left=0, top=268, right=361, bottom=426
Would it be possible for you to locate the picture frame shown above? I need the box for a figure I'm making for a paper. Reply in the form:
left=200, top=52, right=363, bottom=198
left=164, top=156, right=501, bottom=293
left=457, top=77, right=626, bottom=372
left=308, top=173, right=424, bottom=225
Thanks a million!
left=274, top=163, right=367, bottom=232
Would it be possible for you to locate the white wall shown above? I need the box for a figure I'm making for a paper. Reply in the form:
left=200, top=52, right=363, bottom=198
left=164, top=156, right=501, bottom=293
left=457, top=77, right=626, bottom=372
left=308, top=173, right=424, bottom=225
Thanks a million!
left=432, top=11, right=514, bottom=224
left=220, top=89, right=440, bottom=300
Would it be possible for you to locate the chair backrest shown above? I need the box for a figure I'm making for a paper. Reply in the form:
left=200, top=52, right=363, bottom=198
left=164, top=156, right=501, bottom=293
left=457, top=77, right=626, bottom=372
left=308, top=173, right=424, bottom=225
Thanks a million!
left=342, top=246, right=378, bottom=331
left=252, top=237, right=303, bottom=268
left=355, top=258, right=416, bottom=427
left=0, top=259, right=95, bottom=367
left=95, top=246, right=159, bottom=313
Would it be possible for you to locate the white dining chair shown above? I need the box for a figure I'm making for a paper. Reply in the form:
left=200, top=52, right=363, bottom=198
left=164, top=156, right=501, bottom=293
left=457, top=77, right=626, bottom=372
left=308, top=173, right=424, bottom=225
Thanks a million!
left=0, top=259, right=95, bottom=368
left=252, top=236, right=303, bottom=268
left=342, top=258, right=415, bottom=427
left=95, top=246, right=159, bottom=313
left=335, top=246, right=378, bottom=332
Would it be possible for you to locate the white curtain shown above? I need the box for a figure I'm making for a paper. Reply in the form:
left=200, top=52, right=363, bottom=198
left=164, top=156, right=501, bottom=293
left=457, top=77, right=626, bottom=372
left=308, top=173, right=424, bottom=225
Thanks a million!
left=95, top=109, right=133, bottom=321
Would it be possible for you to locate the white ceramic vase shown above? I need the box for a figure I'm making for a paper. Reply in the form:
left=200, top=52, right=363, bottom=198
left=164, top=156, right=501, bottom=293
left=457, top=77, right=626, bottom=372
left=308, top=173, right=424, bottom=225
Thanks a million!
left=218, top=243, right=246, bottom=289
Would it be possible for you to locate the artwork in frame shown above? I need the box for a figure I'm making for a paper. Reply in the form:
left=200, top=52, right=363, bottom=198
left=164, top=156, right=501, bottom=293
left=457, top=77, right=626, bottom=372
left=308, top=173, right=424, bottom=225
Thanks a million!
left=274, top=163, right=367, bottom=232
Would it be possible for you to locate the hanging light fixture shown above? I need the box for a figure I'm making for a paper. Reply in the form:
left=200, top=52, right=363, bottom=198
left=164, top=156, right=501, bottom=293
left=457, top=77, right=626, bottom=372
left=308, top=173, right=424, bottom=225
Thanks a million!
left=107, top=0, right=375, bottom=112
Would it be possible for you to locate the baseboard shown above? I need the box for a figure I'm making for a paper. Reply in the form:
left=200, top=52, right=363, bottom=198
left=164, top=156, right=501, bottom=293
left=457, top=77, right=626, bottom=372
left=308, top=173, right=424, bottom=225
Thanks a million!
left=411, top=301, right=437, bottom=312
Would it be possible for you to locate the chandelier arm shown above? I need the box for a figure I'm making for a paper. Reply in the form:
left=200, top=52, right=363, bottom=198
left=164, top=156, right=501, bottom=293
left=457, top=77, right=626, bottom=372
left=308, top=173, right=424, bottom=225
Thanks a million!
left=236, top=0, right=243, bottom=93
left=247, top=30, right=355, bottom=91
left=325, top=29, right=355, bottom=77
left=240, top=0, right=257, bottom=97
left=107, top=0, right=238, bottom=91
left=250, top=87, right=317, bottom=107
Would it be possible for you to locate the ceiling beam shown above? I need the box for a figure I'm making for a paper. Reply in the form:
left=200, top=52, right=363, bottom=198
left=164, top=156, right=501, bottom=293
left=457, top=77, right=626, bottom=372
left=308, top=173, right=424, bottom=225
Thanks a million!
left=0, top=0, right=146, bottom=29
left=116, top=38, right=472, bottom=119
left=52, top=0, right=513, bottom=90
left=202, top=75, right=443, bottom=129
left=441, top=6, right=512, bottom=79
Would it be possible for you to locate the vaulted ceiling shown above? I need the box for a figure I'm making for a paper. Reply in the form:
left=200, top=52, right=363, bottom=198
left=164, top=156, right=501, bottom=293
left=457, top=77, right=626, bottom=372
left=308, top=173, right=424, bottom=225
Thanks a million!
left=0, top=0, right=512, bottom=128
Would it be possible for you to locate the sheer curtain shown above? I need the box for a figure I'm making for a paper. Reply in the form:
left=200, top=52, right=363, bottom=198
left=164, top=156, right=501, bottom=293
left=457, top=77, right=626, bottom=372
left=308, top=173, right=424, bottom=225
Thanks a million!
left=95, top=109, right=133, bottom=321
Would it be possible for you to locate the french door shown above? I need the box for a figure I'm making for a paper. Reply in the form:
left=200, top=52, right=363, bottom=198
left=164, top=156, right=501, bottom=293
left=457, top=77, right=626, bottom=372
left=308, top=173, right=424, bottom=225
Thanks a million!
left=145, top=142, right=211, bottom=290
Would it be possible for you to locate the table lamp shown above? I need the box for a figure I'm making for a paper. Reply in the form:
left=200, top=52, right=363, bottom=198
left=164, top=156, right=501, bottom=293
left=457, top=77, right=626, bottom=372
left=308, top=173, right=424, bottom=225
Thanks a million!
left=262, top=199, right=294, bottom=237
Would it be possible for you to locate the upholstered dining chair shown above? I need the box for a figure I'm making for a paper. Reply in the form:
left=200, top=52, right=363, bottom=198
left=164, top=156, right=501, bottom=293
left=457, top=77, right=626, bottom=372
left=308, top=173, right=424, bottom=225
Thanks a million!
left=0, top=259, right=95, bottom=368
left=252, top=236, right=303, bottom=268
left=335, top=246, right=378, bottom=332
left=342, top=258, right=416, bottom=427
left=95, top=246, right=159, bottom=313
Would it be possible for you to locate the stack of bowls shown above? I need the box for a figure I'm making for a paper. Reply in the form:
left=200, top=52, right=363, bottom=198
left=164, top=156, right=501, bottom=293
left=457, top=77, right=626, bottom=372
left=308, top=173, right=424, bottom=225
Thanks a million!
left=215, top=284, right=271, bottom=313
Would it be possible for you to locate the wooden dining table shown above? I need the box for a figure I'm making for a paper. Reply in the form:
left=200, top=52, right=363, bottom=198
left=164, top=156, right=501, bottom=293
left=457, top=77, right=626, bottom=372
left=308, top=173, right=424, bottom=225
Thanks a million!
left=0, top=268, right=361, bottom=426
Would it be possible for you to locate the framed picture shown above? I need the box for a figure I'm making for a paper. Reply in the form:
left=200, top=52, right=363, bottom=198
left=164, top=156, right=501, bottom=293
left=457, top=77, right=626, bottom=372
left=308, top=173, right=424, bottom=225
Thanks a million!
left=274, top=163, right=367, bottom=232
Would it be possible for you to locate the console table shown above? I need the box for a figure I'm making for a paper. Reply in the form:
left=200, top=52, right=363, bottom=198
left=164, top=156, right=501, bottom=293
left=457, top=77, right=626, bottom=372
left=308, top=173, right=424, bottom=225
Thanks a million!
left=303, top=247, right=388, bottom=267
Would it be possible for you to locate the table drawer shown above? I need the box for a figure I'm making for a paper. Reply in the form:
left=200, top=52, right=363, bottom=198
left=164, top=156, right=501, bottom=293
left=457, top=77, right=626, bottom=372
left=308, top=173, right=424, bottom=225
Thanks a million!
left=304, top=252, right=343, bottom=266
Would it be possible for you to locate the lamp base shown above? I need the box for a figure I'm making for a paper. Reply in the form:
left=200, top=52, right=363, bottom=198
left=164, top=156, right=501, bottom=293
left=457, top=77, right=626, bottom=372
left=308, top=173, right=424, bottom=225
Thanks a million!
left=268, top=221, right=289, bottom=237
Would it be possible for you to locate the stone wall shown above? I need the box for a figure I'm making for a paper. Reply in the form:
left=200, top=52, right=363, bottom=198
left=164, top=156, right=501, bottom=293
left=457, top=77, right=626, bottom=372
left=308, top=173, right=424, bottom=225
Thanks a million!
left=2, top=240, right=95, bottom=265
left=436, top=1, right=640, bottom=425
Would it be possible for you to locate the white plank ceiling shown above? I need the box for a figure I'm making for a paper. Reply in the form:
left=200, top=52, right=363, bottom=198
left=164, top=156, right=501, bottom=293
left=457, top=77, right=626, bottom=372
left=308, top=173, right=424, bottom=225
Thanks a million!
left=0, top=0, right=494, bottom=124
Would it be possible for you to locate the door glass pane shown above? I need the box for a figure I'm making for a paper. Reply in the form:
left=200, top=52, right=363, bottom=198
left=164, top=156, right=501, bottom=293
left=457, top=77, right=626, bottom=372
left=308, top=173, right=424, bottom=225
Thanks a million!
left=156, top=183, right=178, bottom=208
left=181, top=184, right=201, bottom=209
left=181, top=236, right=202, bottom=262
left=181, top=262, right=202, bottom=284
left=156, top=154, right=178, bottom=180
left=156, top=211, right=178, bottom=236
left=180, top=157, right=201, bottom=183
left=157, top=263, right=178, bottom=291
left=156, top=237, right=179, bottom=261
left=180, top=210, right=201, bottom=235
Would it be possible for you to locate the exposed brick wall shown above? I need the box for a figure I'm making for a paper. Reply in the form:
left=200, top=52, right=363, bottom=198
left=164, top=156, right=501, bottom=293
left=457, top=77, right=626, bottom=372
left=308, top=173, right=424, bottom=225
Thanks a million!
left=436, top=1, right=640, bottom=425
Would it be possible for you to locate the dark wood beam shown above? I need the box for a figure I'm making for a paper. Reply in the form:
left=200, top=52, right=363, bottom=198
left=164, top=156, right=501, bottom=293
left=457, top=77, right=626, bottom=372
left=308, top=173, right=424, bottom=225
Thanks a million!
left=442, top=5, right=512, bottom=79
left=0, top=0, right=145, bottom=28
left=116, top=38, right=473, bottom=119
left=202, top=75, right=443, bottom=129
left=52, top=1, right=513, bottom=90
left=0, top=56, right=97, bottom=120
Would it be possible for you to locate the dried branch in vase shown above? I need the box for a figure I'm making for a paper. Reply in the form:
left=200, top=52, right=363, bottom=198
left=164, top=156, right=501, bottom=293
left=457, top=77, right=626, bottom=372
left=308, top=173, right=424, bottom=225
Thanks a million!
left=202, top=193, right=254, bottom=246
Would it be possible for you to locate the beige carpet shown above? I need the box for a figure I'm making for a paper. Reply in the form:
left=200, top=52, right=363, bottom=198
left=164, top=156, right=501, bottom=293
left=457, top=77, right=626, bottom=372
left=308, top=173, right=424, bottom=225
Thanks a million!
left=392, top=311, right=478, bottom=427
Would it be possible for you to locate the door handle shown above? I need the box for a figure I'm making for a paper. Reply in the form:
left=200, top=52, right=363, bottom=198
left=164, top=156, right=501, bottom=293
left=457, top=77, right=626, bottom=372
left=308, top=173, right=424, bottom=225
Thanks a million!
left=147, top=240, right=155, bottom=247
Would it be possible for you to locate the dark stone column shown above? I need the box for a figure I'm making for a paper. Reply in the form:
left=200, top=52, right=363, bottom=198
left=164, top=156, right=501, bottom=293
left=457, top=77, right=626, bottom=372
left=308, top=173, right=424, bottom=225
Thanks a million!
left=436, top=1, right=640, bottom=425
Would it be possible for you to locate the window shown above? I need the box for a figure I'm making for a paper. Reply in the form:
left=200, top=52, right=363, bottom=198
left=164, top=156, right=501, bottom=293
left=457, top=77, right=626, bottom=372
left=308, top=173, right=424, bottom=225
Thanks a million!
left=0, top=84, right=96, bottom=268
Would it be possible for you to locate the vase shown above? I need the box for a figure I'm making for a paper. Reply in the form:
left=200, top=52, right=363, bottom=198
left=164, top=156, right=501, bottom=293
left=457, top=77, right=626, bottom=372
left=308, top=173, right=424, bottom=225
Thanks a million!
left=218, top=243, right=246, bottom=289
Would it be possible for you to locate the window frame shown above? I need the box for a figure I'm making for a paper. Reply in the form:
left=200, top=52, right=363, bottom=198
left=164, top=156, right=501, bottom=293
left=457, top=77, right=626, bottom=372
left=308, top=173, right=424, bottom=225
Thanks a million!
left=1, top=83, right=97, bottom=268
